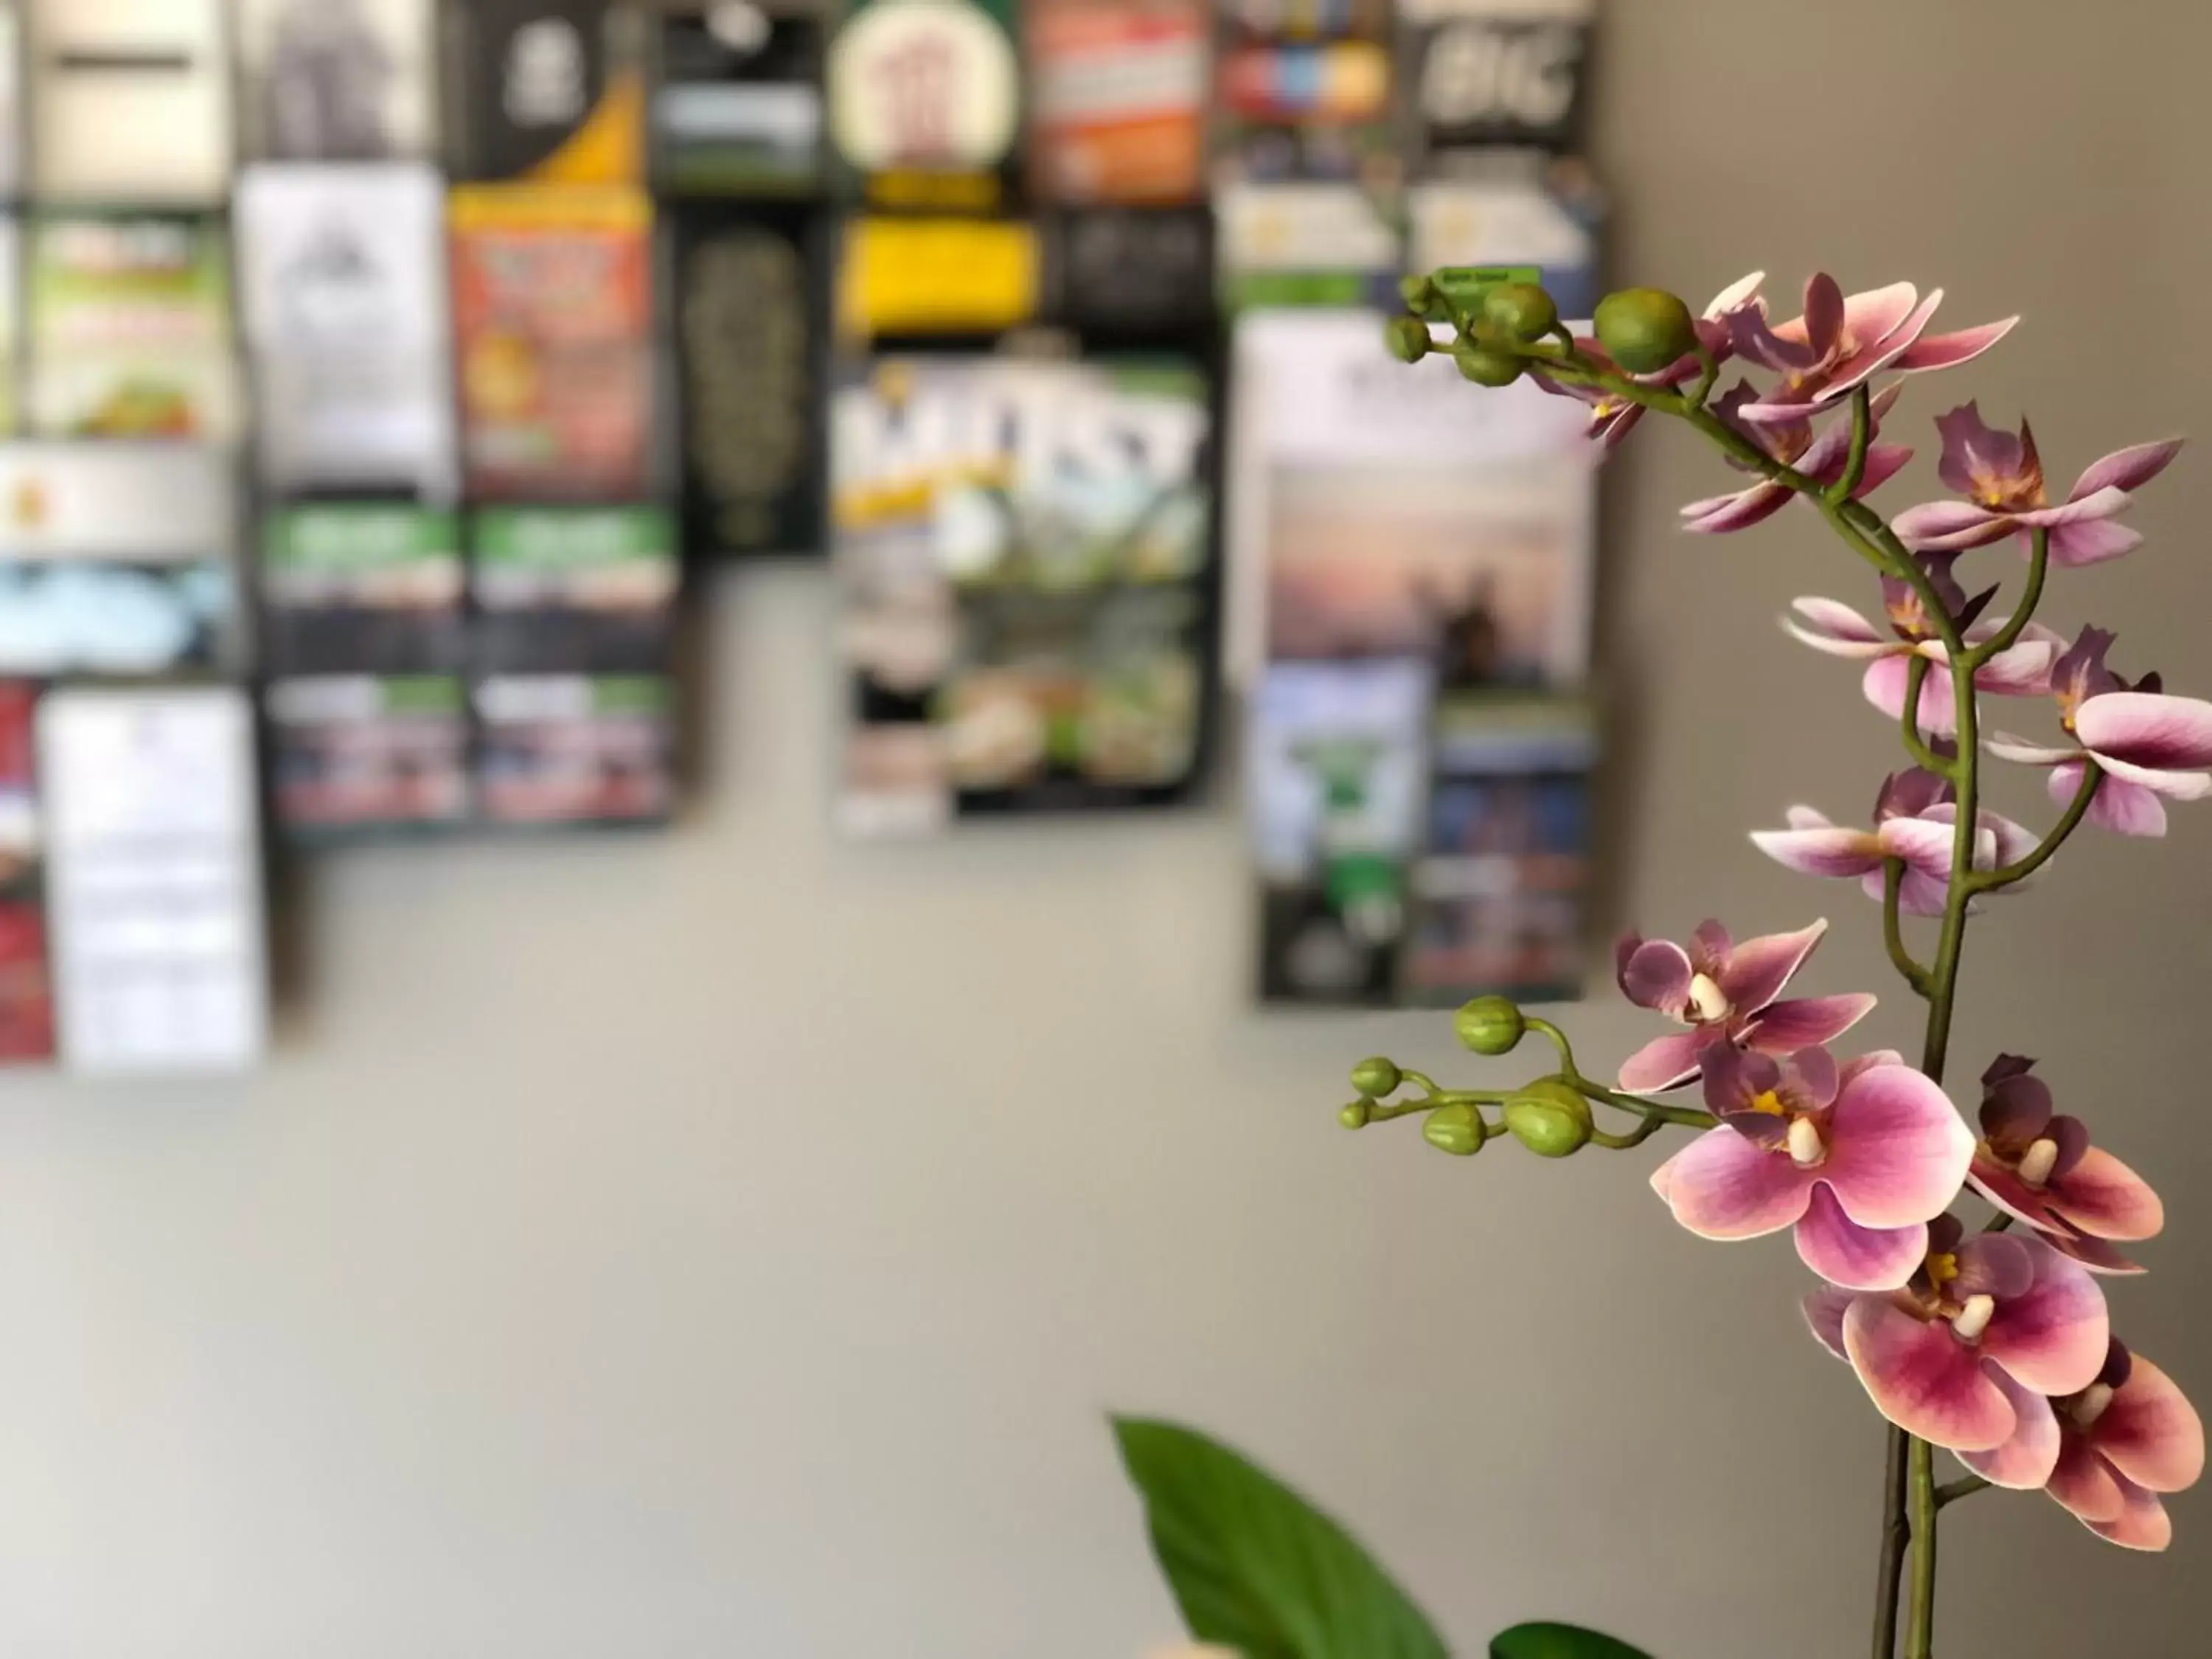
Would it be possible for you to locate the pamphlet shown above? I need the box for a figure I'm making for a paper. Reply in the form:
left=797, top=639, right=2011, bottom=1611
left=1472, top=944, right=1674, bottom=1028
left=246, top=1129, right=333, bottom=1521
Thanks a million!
left=28, top=0, right=232, bottom=203
left=234, top=0, right=437, bottom=161
left=654, top=3, right=825, bottom=195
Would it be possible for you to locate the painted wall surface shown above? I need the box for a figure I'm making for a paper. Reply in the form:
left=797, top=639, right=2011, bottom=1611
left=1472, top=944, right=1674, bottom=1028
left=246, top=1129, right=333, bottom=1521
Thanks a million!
left=2, top=2, right=2209, bottom=1653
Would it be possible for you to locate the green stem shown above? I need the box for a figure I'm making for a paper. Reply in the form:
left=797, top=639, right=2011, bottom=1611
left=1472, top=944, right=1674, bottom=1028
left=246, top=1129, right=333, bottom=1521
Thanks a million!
left=1589, top=1118, right=1669, bottom=1150
left=1966, top=527, right=2050, bottom=664
left=1872, top=1425, right=1910, bottom=1659
left=1575, top=1083, right=1719, bottom=1131
left=1935, top=1475, right=1991, bottom=1509
left=1881, top=862, right=1931, bottom=997
left=1968, top=765, right=2101, bottom=894
left=1897, top=655, right=1950, bottom=775
left=1829, top=383, right=1874, bottom=505
left=1907, top=1437, right=1938, bottom=1658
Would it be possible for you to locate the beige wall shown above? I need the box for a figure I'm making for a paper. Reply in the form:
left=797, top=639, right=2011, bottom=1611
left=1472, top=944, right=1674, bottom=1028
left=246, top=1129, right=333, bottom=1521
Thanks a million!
left=5, top=2, right=2211, bottom=1654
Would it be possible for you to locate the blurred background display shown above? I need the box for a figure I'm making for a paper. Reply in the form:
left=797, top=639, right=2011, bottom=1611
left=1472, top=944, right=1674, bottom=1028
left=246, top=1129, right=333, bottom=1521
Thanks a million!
left=0, top=0, right=1607, bottom=1071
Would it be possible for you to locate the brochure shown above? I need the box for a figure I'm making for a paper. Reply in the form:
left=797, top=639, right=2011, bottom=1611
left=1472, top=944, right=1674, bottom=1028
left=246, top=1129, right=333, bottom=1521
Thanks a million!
left=28, top=0, right=232, bottom=203
left=831, top=353, right=1214, bottom=835
left=827, top=0, right=1021, bottom=209
left=0, top=681, right=53, bottom=1064
left=234, top=0, right=437, bottom=161
left=449, top=184, right=656, bottom=502
left=473, top=672, right=675, bottom=826
left=447, top=0, right=644, bottom=184
left=266, top=673, right=470, bottom=832
left=1026, top=0, right=1206, bottom=206
left=653, top=3, right=824, bottom=195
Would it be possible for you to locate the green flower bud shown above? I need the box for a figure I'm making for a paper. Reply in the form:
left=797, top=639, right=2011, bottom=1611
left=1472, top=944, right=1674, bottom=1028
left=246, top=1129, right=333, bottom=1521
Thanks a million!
left=1593, top=288, right=1699, bottom=375
left=1349, top=1057, right=1402, bottom=1097
left=1453, top=995, right=1526, bottom=1057
left=1422, top=1102, right=1484, bottom=1158
left=1503, top=1078, right=1595, bottom=1158
left=1399, top=274, right=1438, bottom=314
left=1480, top=282, right=1558, bottom=344
left=1339, top=1100, right=1373, bottom=1130
left=1452, top=340, right=1523, bottom=388
left=1383, top=315, right=1432, bottom=364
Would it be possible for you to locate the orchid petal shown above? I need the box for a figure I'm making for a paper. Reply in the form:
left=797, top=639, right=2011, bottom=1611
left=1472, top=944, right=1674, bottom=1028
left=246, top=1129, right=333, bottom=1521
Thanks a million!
left=1840, top=1050, right=1906, bottom=1085
left=2003, top=485, right=2135, bottom=529
left=1971, top=639, right=2061, bottom=696
left=2075, top=692, right=2212, bottom=771
left=1888, top=316, right=2019, bottom=373
left=1863, top=655, right=1958, bottom=737
left=1682, top=482, right=1794, bottom=535
left=1717, top=919, right=1829, bottom=1013
left=1618, top=1030, right=1711, bottom=1095
left=1817, top=1063, right=1975, bottom=1230
left=1877, top=814, right=1972, bottom=880
left=1796, top=1186, right=1926, bottom=1291
left=2049, top=1147, right=2164, bottom=1242
left=1958, top=1366, right=2063, bottom=1489
left=1651, top=1125, right=1814, bottom=1239
left=1621, top=937, right=1694, bottom=1015
left=2071, top=438, right=2183, bottom=500
left=2060, top=765, right=2168, bottom=836
left=1744, top=994, right=1878, bottom=1053
left=1787, top=596, right=1887, bottom=647
left=2047, top=1433, right=2130, bottom=1525
left=1978, top=1238, right=2111, bottom=1399
left=2094, top=1354, right=2206, bottom=1494
left=2044, top=518, right=2144, bottom=568
left=2084, top=1474, right=2174, bottom=1551
left=1843, top=1296, right=2017, bottom=1452
left=1804, top=1285, right=1853, bottom=1360
left=1751, top=824, right=1885, bottom=879
left=1988, top=731, right=2081, bottom=766
left=1892, top=499, right=2009, bottom=549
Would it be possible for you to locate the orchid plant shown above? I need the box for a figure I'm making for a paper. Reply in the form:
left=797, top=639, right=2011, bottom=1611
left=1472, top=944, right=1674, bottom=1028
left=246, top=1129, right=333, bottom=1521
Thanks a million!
left=1116, top=271, right=2205, bottom=1659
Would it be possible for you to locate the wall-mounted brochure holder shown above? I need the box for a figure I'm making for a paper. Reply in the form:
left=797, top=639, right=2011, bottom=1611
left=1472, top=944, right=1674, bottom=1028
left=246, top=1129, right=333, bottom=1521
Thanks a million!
left=27, top=0, right=232, bottom=204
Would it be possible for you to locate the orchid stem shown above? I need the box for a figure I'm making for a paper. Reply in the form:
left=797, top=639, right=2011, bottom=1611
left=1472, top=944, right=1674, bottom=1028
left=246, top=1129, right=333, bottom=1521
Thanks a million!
left=1969, top=764, right=2101, bottom=893
left=1897, top=656, right=1950, bottom=775
left=1968, top=527, right=2051, bottom=664
left=1576, top=1083, right=1719, bottom=1131
left=1907, top=1436, right=1939, bottom=1658
left=1935, top=1474, right=1991, bottom=1509
left=1881, top=862, right=1932, bottom=998
left=1873, top=1425, right=1910, bottom=1659
left=1829, top=383, right=1874, bottom=505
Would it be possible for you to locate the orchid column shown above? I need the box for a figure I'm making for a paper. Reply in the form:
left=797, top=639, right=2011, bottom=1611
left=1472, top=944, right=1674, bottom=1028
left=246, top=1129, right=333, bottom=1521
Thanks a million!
left=1352, top=269, right=2208, bottom=1658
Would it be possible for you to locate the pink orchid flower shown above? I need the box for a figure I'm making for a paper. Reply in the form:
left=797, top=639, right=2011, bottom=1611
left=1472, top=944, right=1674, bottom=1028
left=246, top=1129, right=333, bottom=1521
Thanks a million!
left=1534, top=271, right=1767, bottom=448
left=1805, top=1222, right=2110, bottom=1456
left=1783, top=557, right=2062, bottom=737
left=1613, top=917, right=1876, bottom=1093
left=1987, top=626, right=2212, bottom=838
left=1650, top=1046, right=1969, bottom=1290
left=1958, top=1339, right=2204, bottom=1551
left=1891, top=404, right=2183, bottom=568
left=1727, top=274, right=2017, bottom=426
left=1967, top=1055, right=2162, bottom=1253
left=1751, top=762, right=2037, bottom=917
left=1679, top=381, right=1913, bottom=534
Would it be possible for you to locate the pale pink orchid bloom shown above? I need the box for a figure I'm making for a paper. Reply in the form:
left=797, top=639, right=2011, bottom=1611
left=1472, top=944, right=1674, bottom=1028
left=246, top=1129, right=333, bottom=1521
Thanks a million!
left=1892, top=403, right=2183, bottom=568
left=1968, top=1055, right=2162, bottom=1256
left=1805, top=1223, right=2110, bottom=1458
left=1986, top=627, right=2212, bottom=838
left=1534, top=271, right=1767, bottom=448
left=1680, top=380, right=1913, bottom=534
left=1751, top=763, right=2037, bottom=917
left=1613, top=917, right=1874, bottom=1093
left=1953, top=1340, right=2204, bottom=1552
left=1728, top=274, right=2016, bottom=426
left=1650, top=1047, right=1967, bottom=1291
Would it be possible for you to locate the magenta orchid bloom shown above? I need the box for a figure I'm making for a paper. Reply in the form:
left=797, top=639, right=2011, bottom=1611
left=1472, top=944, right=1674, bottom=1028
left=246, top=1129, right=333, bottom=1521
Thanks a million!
left=1679, top=381, right=1913, bottom=534
left=1650, top=1047, right=1969, bottom=1291
left=1535, top=271, right=1766, bottom=448
left=1967, top=1055, right=2162, bottom=1259
left=1988, top=627, right=2212, bottom=838
left=1752, top=762, right=2037, bottom=917
left=1806, top=1222, right=2110, bottom=1456
left=1954, top=1339, right=2204, bottom=1551
left=1727, top=274, right=2016, bottom=426
left=1892, top=404, right=2183, bottom=568
left=1783, top=557, right=2062, bottom=737
left=1613, top=917, right=1876, bottom=1093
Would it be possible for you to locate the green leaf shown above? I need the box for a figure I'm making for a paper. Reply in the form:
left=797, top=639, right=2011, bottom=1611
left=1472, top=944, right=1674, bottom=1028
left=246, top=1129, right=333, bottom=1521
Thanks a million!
left=1111, top=1416, right=1450, bottom=1659
left=1490, top=1622, right=1656, bottom=1659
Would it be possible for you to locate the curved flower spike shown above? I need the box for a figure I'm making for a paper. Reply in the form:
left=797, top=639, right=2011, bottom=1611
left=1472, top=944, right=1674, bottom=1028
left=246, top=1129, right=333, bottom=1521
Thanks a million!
left=1967, top=1054, right=2163, bottom=1246
left=1651, top=1048, right=1970, bottom=1290
left=1987, top=627, right=2212, bottom=837
left=1728, top=275, right=2017, bottom=426
left=1680, top=381, right=1913, bottom=534
left=1827, top=1225, right=2110, bottom=1455
left=1958, top=1340, right=2205, bottom=1551
left=1534, top=271, right=1767, bottom=448
left=1892, top=404, right=2183, bottom=567
left=1614, top=918, right=1875, bottom=1092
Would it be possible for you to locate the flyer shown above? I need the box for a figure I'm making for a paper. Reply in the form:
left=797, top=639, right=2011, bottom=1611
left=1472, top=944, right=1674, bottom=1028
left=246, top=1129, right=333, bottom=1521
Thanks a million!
left=0, top=681, right=53, bottom=1064
left=0, top=7, right=21, bottom=199
left=473, top=673, right=675, bottom=826
left=260, top=502, right=465, bottom=677
left=447, top=0, right=645, bottom=184
left=38, top=686, right=268, bottom=1076
left=0, top=443, right=238, bottom=676
left=449, top=185, right=656, bottom=502
left=1026, top=0, right=1206, bottom=206
left=1212, top=0, right=1395, bottom=188
left=25, top=213, right=239, bottom=443
left=470, top=505, right=678, bottom=675
left=831, top=354, right=1214, bottom=835
left=672, top=206, right=824, bottom=557
left=1397, top=0, right=1596, bottom=161
left=266, top=674, right=471, bottom=832
left=653, top=3, right=825, bottom=195
left=234, top=0, right=437, bottom=161
left=236, top=164, right=456, bottom=497
left=827, top=0, right=1021, bottom=210
left=28, top=0, right=232, bottom=203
